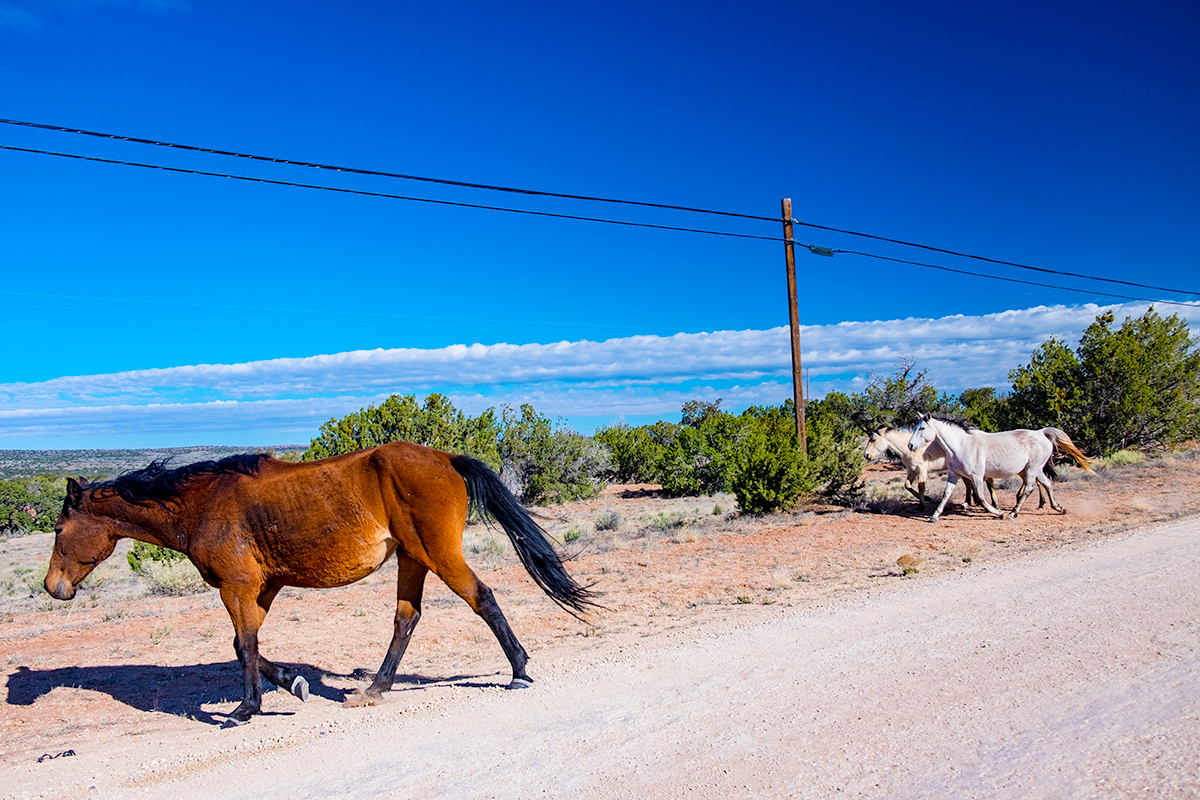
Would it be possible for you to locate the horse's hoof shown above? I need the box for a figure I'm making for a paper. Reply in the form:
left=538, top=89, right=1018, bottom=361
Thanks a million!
left=926, top=516, right=938, bottom=524
left=507, top=677, right=533, bottom=690
left=1004, top=512, right=1016, bottom=520
left=290, top=675, right=309, bottom=702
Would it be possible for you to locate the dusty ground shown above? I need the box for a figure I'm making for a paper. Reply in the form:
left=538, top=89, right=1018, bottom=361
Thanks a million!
left=2, top=449, right=1199, bottom=797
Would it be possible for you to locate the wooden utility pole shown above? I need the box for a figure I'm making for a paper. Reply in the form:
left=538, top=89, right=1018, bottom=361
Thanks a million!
left=781, top=198, right=807, bottom=454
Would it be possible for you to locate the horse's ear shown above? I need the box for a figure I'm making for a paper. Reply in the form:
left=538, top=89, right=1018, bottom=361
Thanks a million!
left=66, top=477, right=84, bottom=510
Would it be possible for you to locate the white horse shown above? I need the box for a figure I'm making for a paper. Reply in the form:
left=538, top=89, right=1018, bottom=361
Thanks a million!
left=907, top=415, right=1093, bottom=522
left=863, top=426, right=996, bottom=512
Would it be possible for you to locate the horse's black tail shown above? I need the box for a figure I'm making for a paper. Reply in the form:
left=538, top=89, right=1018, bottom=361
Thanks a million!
left=450, top=455, right=597, bottom=615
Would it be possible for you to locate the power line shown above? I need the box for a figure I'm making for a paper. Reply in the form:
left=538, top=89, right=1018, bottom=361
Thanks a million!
left=835, top=249, right=1200, bottom=310
left=793, top=220, right=1198, bottom=297
left=5, top=116, right=1197, bottom=298
left=0, top=144, right=779, bottom=243
left=0, top=117, right=775, bottom=224
left=3, top=141, right=1195, bottom=311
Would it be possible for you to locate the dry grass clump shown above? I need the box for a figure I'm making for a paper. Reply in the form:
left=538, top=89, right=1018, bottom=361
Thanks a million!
left=857, top=482, right=913, bottom=515
left=594, top=509, right=623, bottom=531
left=140, top=559, right=210, bottom=596
left=896, top=553, right=923, bottom=576
left=1100, top=449, right=1145, bottom=467
left=643, top=511, right=690, bottom=532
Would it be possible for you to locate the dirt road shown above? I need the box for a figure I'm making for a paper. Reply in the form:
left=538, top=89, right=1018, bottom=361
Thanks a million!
left=9, top=515, right=1198, bottom=799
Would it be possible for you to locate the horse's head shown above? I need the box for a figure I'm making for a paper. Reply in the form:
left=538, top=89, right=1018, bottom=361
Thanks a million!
left=44, top=478, right=120, bottom=601
left=907, top=414, right=935, bottom=452
left=863, top=426, right=891, bottom=460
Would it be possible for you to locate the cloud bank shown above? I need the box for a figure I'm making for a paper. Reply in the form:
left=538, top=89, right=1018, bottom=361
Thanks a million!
left=2, top=301, right=1196, bottom=447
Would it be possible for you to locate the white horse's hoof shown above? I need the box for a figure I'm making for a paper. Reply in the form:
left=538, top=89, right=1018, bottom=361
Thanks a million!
left=290, top=675, right=309, bottom=702
left=927, top=515, right=939, bottom=524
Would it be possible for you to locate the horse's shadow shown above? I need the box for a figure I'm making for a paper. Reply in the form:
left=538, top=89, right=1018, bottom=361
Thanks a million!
left=5, top=663, right=505, bottom=726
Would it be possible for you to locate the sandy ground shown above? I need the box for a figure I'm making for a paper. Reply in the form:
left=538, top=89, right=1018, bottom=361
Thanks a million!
left=3, top=451, right=1199, bottom=798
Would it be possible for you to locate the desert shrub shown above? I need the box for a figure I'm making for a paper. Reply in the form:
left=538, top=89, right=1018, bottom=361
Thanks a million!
left=658, top=401, right=747, bottom=497
left=126, top=542, right=207, bottom=595
left=1006, top=308, right=1200, bottom=454
left=1, top=565, right=47, bottom=598
left=127, top=541, right=187, bottom=573
left=0, top=475, right=65, bottom=536
left=304, top=393, right=502, bottom=469
left=729, top=409, right=813, bottom=514
left=804, top=398, right=865, bottom=505
left=594, top=423, right=667, bottom=484
left=499, top=404, right=608, bottom=505
left=645, top=511, right=689, bottom=531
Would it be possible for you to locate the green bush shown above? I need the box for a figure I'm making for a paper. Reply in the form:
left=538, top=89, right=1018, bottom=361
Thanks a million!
left=804, top=400, right=865, bottom=505
left=0, top=475, right=65, bottom=536
left=657, top=401, right=746, bottom=497
left=729, top=410, right=813, bottom=514
left=127, top=541, right=187, bottom=573
left=594, top=423, right=668, bottom=484
left=499, top=404, right=608, bottom=505
left=1006, top=308, right=1200, bottom=454
left=304, top=393, right=501, bottom=469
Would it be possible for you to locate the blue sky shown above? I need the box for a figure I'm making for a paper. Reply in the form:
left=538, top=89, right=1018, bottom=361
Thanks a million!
left=1, top=1, right=1197, bottom=448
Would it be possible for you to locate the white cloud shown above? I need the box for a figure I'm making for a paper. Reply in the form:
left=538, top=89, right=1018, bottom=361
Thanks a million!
left=2, top=301, right=1197, bottom=447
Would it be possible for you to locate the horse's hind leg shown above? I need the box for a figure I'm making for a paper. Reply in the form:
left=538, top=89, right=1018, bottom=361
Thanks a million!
left=438, top=560, right=531, bottom=689
left=247, top=584, right=309, bottom=701
left=1036, top=471, right=1064, bottom=513
left=1007, top=470, right=1044, bottom=518
left=355, top=555, right=428, bottom=704
left=258, top=657, right=309, bottom=702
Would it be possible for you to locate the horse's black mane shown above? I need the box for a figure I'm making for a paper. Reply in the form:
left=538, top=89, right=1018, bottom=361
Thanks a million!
left=88, top=453, right=267, bottom=508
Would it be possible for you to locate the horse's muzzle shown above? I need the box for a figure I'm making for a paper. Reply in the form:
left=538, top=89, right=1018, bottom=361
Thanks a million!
left=45, top=578, right=76, bottom=601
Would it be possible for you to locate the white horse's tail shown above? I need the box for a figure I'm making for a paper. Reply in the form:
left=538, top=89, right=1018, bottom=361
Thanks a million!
left=1040, top=427, right=1095, bottom=473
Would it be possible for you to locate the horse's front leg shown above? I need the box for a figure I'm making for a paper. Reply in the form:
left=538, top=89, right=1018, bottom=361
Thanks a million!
left=904, top=468, right=923, bottom=507
left=219, top=584, right=269, bottom=726
left=928, top=473, right=959, bottom=522
left=349, top=556, right=428, bottom=706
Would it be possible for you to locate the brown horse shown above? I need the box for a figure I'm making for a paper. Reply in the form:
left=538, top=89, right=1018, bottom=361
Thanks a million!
left=44, top=442, right=595, bottom=726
